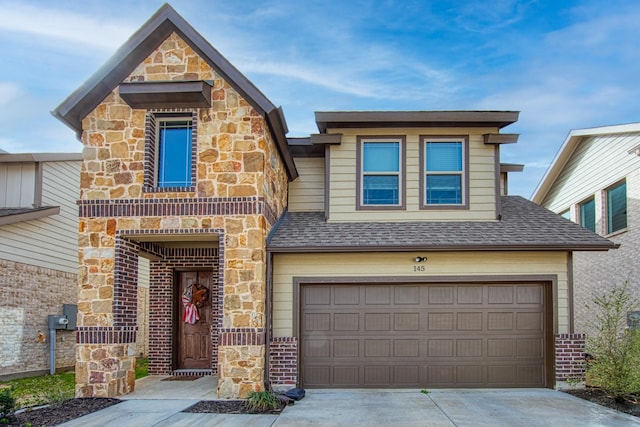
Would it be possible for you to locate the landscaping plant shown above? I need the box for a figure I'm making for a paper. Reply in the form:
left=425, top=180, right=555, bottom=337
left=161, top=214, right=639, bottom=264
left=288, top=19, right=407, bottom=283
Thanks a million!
left=586, top=279, right=640, bottom=400
left=0, top=386, right=16, bottom=423
left=245, top=390, right=279, bottom=411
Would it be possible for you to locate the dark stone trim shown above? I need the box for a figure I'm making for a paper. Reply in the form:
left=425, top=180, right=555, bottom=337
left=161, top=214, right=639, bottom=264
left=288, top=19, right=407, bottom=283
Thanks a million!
left=77, top=197, right=275, bottom=224
left=219, top=328, right=266, bottom=346
left=77, top=326, right=137, bottom=344
left=119, top=81, right=212, bottom=109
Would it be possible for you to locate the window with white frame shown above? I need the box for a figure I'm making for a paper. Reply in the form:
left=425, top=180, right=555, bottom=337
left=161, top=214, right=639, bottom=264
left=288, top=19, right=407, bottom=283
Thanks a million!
left=422, top=138, right=466, bottom=206
left=358, top=138, right=403, bottom=208
left=606, top=180, right=627, bottom=234
left=579, top=197, right=596, bottom=232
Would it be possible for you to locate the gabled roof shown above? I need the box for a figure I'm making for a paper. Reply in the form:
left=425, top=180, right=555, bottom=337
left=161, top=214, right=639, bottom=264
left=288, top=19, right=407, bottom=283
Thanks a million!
left=267, top=196, right=616, bottom=252
left=532, top=122, right=640, bottom=203
left=52, top=3, right=297, bottom=180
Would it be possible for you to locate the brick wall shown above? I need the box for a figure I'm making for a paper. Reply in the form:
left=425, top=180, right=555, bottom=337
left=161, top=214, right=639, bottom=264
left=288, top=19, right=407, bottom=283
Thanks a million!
left=146, top=245, right=220, bottom=376
left=269, top=337, right=297, bottom=390
left=0, top=258, right=76, bottom=379
left=555, top=333, right=586, bottom=388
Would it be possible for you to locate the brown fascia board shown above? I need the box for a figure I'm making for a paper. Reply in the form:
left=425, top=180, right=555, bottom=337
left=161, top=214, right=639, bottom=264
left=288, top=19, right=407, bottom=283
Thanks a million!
left=118, top=80, right=212, bottom=109
left=0, top=153, right=82, bottom=163
left=310, top=133, right=342, bottom=145
left=52, top=3, right=297, bottom=180
left=287, top=137, right=324, bottom=158
left=500, top=163, right=525, bottom=173
left=0, top=206, right=60, bottom=226
left=315, top=111, right=520, bottom=133
left=267, top=243, right=618, bottom=253
left=483, top=133, right=519, bottom=144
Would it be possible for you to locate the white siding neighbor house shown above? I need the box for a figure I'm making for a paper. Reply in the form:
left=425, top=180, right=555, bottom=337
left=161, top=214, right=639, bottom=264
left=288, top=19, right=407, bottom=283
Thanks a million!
left=532, top=123, right=640, bottom=334
left=0, top=152, right=81, bottom=378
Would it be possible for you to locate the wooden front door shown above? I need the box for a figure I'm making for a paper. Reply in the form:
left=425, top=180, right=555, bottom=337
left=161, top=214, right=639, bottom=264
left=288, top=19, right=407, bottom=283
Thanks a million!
left=177, top=271, right=212, bottom=369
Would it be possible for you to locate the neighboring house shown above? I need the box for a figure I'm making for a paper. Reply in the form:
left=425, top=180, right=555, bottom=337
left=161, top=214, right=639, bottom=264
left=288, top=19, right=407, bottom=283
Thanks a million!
left=532, top=124, right=640, bottom=335
left=52, top=4, right=615, bottom=399
left=0, top=152, right=80, bottom=379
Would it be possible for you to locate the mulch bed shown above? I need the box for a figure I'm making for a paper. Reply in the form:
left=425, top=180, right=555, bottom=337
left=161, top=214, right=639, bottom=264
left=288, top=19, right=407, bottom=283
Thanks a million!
left=183, top=399, right=286, bottom=415
left=4, top=398, right=121, bottom=427
left=565, top=387, right=640, bottom=417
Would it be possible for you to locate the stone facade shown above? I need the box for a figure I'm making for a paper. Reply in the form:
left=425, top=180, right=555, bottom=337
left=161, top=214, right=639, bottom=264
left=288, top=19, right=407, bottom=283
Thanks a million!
left=75, top=32, right=287, bottom=398
left=0, top=258, right=76, bottom=379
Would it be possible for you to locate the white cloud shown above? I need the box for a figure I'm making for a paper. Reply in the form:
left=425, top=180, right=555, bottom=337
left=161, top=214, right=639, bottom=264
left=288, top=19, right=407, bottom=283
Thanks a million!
left=0, top=81, right=21, bottom=108
left=0, top=2, right=135, bottom=51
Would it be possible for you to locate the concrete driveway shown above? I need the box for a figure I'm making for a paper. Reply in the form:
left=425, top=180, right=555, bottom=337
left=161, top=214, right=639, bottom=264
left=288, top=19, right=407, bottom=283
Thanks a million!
left=59, top=377, right=640, bottom=427
left=275, top=389, right=640, bottom=427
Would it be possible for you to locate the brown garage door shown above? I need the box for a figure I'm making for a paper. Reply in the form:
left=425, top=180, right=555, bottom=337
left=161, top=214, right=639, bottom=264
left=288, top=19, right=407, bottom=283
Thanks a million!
left=300, top=283, right=547, bottom=388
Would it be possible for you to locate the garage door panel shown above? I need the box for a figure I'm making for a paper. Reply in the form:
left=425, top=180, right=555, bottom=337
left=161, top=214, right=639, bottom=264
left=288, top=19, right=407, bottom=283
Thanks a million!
left=457, top=312, right=483, bottom=330
left=301, top=283, right=546, bottom=388
left=395, top=286, right=420, bottom=304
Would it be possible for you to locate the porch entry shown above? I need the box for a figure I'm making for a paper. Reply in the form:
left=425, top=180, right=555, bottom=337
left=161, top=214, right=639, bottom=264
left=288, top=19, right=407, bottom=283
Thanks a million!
left=176, top=270, right=213, bottom=370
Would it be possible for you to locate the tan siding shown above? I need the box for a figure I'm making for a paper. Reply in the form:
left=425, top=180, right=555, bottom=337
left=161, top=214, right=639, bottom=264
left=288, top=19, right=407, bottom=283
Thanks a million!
left=542, top=133, right=640, bottom=213
left=288, top=158, right=325, bottom=212
left=0, top=163, right=36, bottom=207
left=326, top=127, right=499, bottom=221
left=273, top=251, right=569, bottom=337
left=0, top=161, right=80, bottom=273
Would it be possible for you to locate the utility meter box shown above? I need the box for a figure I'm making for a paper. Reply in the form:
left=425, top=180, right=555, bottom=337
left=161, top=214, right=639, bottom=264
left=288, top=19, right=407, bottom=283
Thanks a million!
left=63, top=304, right=78, bottom=330
left=48, top=315, right=69, bottom=330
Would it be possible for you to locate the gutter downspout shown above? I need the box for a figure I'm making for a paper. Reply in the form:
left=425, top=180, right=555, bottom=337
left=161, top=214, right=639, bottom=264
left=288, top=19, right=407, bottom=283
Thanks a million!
left=264, top=210, right=286, bottom=392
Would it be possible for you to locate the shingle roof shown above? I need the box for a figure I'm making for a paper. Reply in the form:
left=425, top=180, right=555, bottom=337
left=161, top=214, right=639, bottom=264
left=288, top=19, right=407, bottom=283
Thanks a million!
left=267, top=196, right=617, bottom=252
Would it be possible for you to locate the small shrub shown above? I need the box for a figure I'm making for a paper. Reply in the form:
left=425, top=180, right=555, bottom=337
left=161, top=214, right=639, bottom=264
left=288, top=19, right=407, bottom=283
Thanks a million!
left=135, top=357, right=149, bottom=379
left=586, top=279, right=640, bottom=399
left=245, top=390, right=279, bottom=411
left=420, top=389, right=430, bottom=395
left=0, top=387, right=16, bottom=419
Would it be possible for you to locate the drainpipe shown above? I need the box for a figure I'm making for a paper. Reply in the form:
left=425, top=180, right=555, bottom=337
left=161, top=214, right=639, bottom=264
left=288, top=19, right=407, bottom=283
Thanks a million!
left=264, top=249, right=273, bottom=391
left=49, top=328, right=56, bottom=375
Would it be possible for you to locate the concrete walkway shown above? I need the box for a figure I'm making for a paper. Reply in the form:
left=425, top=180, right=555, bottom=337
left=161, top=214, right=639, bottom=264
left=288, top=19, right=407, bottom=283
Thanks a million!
left=59, top=377, right=640, bottom=427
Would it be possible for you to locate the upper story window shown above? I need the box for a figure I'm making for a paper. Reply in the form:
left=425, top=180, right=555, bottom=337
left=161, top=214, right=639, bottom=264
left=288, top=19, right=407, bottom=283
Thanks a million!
left=606, top=180, right=627, bottom=234
left=421, top=137, right=468, bottom=208
left=144, top=111, right=197, bottom=192
left=157, top=118, right=193, bottom=187
left=560, top=210, right=571, bottom=220
left=357, top=137, right=405, bottom=209
left=579, top=197, right=595, bottom=232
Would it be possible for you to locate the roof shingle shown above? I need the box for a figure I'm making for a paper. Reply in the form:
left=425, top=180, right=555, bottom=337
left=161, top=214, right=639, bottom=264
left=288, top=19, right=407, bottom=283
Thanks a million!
left=267, top=196, right=616, bottom=252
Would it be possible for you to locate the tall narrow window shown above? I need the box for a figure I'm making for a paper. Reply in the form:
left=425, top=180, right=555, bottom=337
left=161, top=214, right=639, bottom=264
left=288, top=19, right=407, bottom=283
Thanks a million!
left=579, top=197, right=595, bottom=232
left=157, top=118, right=193, bottom=188
left=358, top=138, right=404, bottom=208
left=607, top=181, right=627, bottom=234
left=423, top=139, right=465, bottom=206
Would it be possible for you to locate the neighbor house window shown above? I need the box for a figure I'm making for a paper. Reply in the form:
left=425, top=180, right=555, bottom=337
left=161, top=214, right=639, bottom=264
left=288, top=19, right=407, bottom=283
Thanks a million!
left=606, top=181, right=627, bottom=234
left=357, top=137, right=405, bottom=209
left=144, top=111, right=197, bottom=191
left=421, top=137, right=467, bottom=208
left=579, top=197, right=596, bottom=232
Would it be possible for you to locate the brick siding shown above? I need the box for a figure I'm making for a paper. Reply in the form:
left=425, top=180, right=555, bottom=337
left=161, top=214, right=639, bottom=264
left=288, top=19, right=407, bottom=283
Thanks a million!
left=0, top=258, right=76, bottom=378
left=555, top=333, right=586, bottom=384
left=269, top=337, right=297, bottom=388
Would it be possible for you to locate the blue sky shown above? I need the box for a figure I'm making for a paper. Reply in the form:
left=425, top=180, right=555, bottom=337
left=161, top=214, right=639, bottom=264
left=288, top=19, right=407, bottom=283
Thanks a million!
left=0, top=0, right=638, bottom=197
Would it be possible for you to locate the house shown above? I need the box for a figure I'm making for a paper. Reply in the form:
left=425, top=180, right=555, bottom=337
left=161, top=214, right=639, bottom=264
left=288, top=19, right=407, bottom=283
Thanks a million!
left=0, top=151, right=80, bottom=379
left=52, top=4, right=615, bottom=398
left=532, top=123, right=640, bottom=334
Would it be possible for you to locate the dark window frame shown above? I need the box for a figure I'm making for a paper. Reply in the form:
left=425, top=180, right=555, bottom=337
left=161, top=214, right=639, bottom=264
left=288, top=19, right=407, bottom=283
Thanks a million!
left=143, top=109, right=197, bottom=193
left=578, top=196, right=596, bottom=233
left=419, top=135, right=469, bottom=210
left=605, top=180, right=627, bottom=235
left=355, top=136, right=406, bottom=210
